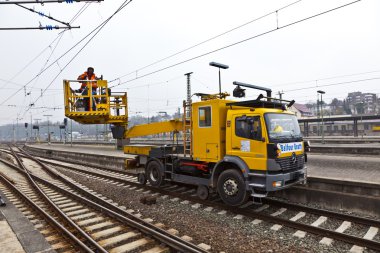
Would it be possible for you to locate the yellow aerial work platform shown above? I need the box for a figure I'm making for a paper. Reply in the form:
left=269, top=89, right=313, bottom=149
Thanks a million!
left=63, top=79, right=128, bottom=125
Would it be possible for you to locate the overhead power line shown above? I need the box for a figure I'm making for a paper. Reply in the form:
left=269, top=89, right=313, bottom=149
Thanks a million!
left=109, top=0, right=303, bottom=83
left=7, top=2, right=91, bottom=31
left=16, top=4, right=71, bottom=27
left=21, top=29, right=67, bottom=117
left=69, top=2, right=90, bottom=24
left=282, top=77, right=380, bottom=93
left=0, top=0, right=103, bottom=4
left=271, top=69, right=380, bottom=88
left=1, top=2, right=91, bottom=118
left=110, top=0, right=363, bottom=89
left=0, top=35, right=63, bottom=91
left=0, top=25, right=79, bottom=30
left=28, top=0, right=134, bottom=108
left=0, top=1, right=124, bottom=106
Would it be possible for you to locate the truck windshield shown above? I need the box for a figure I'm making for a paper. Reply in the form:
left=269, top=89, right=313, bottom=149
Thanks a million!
left=264, top=113, right=302, bottom=142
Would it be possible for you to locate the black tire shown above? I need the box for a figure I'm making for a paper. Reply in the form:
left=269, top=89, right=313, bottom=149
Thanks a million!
left=217, top=169, right=249, bottom=206
left=146, top=160, right=164, bottom=187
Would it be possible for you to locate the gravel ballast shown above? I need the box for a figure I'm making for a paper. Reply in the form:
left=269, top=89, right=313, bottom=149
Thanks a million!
left=55, top=167, right=374, bottom=253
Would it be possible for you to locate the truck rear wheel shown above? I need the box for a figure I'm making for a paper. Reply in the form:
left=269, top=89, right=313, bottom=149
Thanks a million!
left=217, top=169, right=249, bottom=206
left=146, top=160, right=164, bottom=187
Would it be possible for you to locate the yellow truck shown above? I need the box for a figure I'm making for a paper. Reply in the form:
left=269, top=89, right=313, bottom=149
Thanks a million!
left=64, top=79, right=308, bottom=206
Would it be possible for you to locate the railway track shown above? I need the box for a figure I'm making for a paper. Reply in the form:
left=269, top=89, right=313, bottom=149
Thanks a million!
left=0, top=147, right=208, bottom=253
left=13, top=148, right=380, bottom=253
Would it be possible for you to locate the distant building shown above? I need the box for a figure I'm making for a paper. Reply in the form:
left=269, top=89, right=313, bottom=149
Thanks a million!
left=346, top=92, right=377, bottom=114
left=290, top=103, right=313, bottom=118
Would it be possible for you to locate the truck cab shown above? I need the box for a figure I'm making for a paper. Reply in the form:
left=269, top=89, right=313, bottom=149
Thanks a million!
left=226, top=107, right=306, bottom=194
left=188, top=98, right=307, bottom=205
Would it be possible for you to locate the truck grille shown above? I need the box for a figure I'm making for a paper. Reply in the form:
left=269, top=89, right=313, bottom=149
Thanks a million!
left=276, top=155, right=304, bottom=172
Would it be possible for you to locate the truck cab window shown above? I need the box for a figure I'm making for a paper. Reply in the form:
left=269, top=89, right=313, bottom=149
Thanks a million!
left=235, top=116, right=262, bottom=140
left=199, top=106, right=212, bottom=127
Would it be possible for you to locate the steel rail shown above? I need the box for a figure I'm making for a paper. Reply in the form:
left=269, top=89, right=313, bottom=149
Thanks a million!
left=263, top=196, right=380, bottom=227
left=22, top=151, right=380, bottom=251
left=33, top=152, right=380, bottom=228
left=21, top=146, right=129, bottom=173
left=7, top=148, right=208, bottom=253
left=9, top=146, right=380, bottom=251
left=0, top=172, right=90, bottom=252
left=8, top=147, right=108, bottom=253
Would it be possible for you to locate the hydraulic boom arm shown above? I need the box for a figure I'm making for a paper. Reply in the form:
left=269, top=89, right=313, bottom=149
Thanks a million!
left=124, top=120, right=183, bottom=138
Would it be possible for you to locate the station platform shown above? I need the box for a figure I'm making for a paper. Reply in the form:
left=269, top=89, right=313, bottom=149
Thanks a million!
left=24, top=143, right=380, bottom=186
left=0, top=190, right=53, bottom=253
left=25, top=143, right=134, bottom=171
left=306, top=153, right=380, bottom=185
left=0, top=213, right=26, bottom=253
left=28, top=143, right=128, bottom=158
left=310, top=142, right=380, bottom=155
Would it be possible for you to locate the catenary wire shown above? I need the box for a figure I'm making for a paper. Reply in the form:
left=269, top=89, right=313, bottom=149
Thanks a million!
left=20, top=3, right=92, bottom=116
left=15, top=4, right=71, bottom=27
left=0, top=1, right=120, bottom=106
left=0, top=36, right=60, bottom=90
left=0, top=0, right=103, bottom=4
left=0, top=3, right=89, bottom=92
left=282, top=77, right=380, bottom=93
left=28, top=0, right=134, bottom=108
left=109, top=0, right=363, bottom=89
left=270, top=69, right=380, bottom=88
left=109, top=0, right=303, bottom=83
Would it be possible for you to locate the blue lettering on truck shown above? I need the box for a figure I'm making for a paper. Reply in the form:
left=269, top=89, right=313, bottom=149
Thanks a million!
left=278, top=142, right=302, bottom=154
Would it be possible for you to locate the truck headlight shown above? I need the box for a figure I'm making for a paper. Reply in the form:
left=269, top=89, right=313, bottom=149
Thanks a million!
left=272, top=181, right=283, bottom=188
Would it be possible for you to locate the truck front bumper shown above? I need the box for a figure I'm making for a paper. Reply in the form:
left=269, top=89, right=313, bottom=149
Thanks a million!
left=246, top=166, right=307, bottom=195
left=264, top=167, right=307, bottom=191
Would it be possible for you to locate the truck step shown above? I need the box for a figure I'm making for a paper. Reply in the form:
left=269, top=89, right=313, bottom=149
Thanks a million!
left=251, top=193, right=267, bottom=198
left=249, top=183, right=265, bottom=188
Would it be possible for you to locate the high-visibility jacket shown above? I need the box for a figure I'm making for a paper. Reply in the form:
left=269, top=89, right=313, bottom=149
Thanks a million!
left=78, top=72, right=98, bottom=92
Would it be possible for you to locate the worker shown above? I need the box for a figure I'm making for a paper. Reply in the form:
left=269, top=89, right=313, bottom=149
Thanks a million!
left=76, top=67, right=101, bottom=111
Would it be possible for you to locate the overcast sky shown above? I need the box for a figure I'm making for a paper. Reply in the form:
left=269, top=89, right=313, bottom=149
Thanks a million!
left=0, top=0, right=379, bottom=125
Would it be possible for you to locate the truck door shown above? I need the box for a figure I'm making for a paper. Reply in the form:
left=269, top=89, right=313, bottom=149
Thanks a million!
left=230, top=114, right=267, bottom=171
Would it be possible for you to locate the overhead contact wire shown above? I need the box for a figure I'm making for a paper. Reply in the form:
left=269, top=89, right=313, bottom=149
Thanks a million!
left=19, top=3, right=91, bottom=116
left=0, top=0, right=103, bottom=4
left=15, top=4, right=71, bottom=27
left=29, top=0, right=134, bottom=107
left=282, top=77, right=380, bottom=93
left=0, top=1, right=121, bottom=106
left=0, top=2, right=89, bottom=91
left=109, top=0, right=303, bottom=83
left=110, top=0, right=363, bottom=89
left=270, top=69, right=380, bottom=88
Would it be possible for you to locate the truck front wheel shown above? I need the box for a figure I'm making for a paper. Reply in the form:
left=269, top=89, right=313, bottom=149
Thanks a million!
left=217, top=169, right=249, bottom=206
left=146, top=160, right=164, bottom=187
